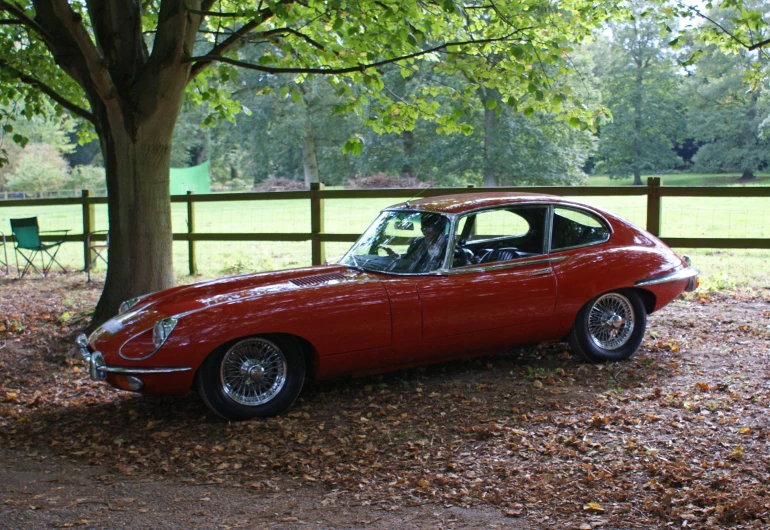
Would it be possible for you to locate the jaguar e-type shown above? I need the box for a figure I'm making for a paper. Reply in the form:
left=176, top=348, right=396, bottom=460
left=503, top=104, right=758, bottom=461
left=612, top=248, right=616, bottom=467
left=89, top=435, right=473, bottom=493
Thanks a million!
left=77, top=193, right=698, bottom=421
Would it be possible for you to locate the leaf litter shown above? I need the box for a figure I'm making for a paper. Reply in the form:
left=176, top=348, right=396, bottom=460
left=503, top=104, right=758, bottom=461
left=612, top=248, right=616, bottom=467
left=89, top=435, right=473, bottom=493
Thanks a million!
left=1, top=275, right=769, bottom=528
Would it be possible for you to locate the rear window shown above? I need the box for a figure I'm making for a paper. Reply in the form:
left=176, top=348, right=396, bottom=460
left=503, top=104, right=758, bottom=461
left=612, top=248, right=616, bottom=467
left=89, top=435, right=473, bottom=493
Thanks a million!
left=551, top=208, right=609, bottom=251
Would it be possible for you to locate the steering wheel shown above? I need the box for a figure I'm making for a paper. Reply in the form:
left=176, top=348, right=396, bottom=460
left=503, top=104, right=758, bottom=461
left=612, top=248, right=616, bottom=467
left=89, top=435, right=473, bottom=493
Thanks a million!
left=453, top=243, right=474, bottom=267
left=375, top=245, right=399, bottom=258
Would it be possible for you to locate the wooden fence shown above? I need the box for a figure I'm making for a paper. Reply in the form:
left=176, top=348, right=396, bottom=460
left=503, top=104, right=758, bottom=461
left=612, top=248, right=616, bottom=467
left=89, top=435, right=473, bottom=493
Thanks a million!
left=1, top=177, right=769, bottom=275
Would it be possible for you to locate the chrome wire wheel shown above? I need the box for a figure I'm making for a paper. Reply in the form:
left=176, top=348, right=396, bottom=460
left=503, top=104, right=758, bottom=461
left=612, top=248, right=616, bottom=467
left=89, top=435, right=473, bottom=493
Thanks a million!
left=220, top=338, right=287, bottom=406
left=588, top=292, right=635, bottom=350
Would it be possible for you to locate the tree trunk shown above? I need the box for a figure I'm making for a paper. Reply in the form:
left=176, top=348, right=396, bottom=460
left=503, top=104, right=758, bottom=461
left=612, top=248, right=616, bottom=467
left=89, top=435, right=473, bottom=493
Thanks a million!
left=89, top=103, right=182, bottom=328
left=481, top=89, right=499, bottom=187
left=739, top=168, right=756, bottom=181
left=632, top=56, right=643, bottom=187
left=301, top=86, right=320, bottom=187
left=738, top=89, right=760, bottom=181
left=302, top=131, right=320, bottom=186
left=401, top=130, right=414, bottom=178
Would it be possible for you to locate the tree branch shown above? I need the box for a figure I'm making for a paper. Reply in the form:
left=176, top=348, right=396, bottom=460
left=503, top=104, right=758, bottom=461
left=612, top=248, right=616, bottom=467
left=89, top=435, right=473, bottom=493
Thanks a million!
left=258, top=27, right=326, bottom=50
left=187, top=32, right=526, bottom=76
left=187, top=7, right=242, bottom=17
left=0, top=1, right=56, bottom=46
left=676, top=1, right=754, bottom=50
left=748, top=36, right=770, bottom=51
left=0, top=59, right=95, bottom=123
left=187, top=0, right=295, bottom=81
left=49, top=0, right=116, bottom=102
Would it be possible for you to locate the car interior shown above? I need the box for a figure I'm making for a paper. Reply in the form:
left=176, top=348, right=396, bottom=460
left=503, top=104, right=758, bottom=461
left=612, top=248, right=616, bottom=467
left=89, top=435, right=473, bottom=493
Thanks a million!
left=452, top=207, right=547, bottom=267
left=452, top=206, right=610, bottom=267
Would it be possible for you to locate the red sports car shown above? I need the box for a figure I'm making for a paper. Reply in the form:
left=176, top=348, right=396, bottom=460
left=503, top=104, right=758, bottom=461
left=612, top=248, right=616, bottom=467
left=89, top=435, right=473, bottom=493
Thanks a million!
left=77, top=193, right=698, bottom=421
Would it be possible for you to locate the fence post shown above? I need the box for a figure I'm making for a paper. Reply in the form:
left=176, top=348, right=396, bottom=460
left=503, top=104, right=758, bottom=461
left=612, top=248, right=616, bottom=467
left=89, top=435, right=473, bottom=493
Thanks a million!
left=646, top=177, right=662, bottom=237
left=81, top=189, right=95, bottom=270
left=310, top=182, right=325, bottom=265
left=187, top=190, right=197, bottom=275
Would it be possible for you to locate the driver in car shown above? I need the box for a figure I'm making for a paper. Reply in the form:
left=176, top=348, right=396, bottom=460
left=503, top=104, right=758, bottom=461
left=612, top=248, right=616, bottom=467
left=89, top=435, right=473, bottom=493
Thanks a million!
left=384, top=213, right=449, bottom=272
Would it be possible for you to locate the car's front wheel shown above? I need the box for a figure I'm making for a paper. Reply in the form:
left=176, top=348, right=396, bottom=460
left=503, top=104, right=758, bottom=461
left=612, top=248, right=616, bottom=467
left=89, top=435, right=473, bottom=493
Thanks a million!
left=197, top=336, right=305, bottom=421
left=568, top=290, right=647, bottom=363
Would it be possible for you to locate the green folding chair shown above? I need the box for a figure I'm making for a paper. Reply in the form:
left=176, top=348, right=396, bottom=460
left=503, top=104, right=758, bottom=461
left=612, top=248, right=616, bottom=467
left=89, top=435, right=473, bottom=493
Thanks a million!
left=0, top=231, right=8, bottom=276
left=10, top=217, right=69, bottom=277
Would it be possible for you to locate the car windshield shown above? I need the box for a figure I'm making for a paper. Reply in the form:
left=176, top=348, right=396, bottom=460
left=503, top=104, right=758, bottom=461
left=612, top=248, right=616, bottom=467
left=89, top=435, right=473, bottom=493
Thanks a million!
left=340, top=210, right=451, bottom=274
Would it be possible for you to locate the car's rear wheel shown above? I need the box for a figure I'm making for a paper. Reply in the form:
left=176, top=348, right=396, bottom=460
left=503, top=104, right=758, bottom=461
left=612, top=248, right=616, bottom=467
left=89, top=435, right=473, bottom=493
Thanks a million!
left=568, top=290, right=646, bottom=363
left=197, top=336, right=305, bottom=421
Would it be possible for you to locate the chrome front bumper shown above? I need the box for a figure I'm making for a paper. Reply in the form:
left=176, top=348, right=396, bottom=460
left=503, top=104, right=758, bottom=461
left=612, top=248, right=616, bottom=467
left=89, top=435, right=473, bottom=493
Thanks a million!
left=77, top=333, right=108, bottom=381
left=76, top=334, right=193, bottom=382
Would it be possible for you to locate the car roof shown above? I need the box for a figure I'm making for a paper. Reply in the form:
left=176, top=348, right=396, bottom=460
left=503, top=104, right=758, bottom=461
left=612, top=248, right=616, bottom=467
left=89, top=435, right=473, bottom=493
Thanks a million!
left=388, top=192, right=570, bottom=215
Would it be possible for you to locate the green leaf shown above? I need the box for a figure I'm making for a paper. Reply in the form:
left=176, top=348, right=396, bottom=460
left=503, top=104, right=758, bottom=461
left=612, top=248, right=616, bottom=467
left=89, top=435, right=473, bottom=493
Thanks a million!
left=342, top=137, right=364, bottom=155
left=485, top=99, right=497, bottom=110
left=568, top=117, right=581, bottom=128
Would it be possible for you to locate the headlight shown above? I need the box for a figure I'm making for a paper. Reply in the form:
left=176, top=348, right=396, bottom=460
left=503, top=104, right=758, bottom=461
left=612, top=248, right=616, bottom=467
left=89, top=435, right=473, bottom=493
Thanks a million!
left=153, top=317, right=178, bottom=349
left=119, top=295, right=148, bottom=315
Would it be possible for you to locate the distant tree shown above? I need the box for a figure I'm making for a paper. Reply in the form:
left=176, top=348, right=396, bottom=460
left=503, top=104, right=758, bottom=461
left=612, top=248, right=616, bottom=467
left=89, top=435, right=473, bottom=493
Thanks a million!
left=685, top=46, right=770, bottom=179
left=5, top=143, right=69, bottom=195
left=0, top=102, right=75, bottom=190
left=592, top=3, right=684, bottom=185
left=66, top=164, right=105, bottom=193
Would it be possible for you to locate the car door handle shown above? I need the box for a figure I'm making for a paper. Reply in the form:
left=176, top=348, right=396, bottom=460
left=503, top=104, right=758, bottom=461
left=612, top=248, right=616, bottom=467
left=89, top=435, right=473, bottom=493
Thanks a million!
left=530, top=268, right=553, bottom=276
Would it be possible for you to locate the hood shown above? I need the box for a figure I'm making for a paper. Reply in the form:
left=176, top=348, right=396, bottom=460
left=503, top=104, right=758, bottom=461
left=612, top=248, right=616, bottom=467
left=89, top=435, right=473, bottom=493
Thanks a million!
left=89, top=265, right=376, bottom=344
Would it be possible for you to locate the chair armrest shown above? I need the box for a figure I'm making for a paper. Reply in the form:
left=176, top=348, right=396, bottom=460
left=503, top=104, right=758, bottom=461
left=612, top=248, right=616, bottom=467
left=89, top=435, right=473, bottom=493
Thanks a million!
left=39, top=229, right=70, bottom=245
left=86, top=230, right=109, bottom=247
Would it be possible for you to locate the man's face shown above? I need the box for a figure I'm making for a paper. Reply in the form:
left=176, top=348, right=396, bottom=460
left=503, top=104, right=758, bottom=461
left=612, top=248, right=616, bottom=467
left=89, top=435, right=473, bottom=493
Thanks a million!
left=421, top=223, right=442, bottom=243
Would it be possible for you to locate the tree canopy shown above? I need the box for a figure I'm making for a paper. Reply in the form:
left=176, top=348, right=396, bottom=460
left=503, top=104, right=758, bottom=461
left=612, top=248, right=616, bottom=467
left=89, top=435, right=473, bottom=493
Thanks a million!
left=0, top=0, right=617, bottom=326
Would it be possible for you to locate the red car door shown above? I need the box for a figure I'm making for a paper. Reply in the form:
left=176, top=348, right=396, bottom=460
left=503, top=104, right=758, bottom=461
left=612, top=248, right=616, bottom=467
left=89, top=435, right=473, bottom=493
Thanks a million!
left=419, top=205, right=557, bottom=341
left=418, top=260, right=557, bottom=340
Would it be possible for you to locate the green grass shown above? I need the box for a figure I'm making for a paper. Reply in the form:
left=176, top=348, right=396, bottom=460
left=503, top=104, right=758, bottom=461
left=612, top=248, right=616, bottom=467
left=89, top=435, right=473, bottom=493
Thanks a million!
left=0, top=173, right=768, bottom=290
left=588, top=172, right=770, bottom=187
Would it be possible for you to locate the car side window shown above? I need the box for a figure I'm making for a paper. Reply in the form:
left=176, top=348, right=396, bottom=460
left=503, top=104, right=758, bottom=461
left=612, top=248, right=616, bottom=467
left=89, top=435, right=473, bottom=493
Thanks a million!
left=452, top=207, right=547, bottom=267
left=550, top=208, right=610, bottom=251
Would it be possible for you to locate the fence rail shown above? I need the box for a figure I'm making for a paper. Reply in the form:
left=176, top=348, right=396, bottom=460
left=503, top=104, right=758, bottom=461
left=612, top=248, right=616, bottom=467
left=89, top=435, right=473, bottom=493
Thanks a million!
left=1, top=177, right=769, bottom=275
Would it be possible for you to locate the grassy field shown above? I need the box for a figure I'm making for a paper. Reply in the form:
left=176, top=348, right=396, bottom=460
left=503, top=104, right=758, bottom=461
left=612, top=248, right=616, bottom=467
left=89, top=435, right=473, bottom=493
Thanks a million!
left=0, top=173, right=768, bottom=290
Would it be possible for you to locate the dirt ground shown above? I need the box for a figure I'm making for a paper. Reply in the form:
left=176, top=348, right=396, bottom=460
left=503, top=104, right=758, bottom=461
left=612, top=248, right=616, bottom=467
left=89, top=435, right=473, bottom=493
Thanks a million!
left=1, top=275, right=769, bottom=529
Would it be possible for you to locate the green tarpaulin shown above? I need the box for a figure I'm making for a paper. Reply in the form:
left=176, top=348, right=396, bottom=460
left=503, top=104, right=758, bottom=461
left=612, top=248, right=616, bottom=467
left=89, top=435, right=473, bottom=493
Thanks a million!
left=170, top=161, right=211, bottom=195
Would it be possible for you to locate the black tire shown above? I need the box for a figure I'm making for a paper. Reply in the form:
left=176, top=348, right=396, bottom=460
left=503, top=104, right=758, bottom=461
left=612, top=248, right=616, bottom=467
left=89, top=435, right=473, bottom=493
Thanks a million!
left=568, top=290, right=647, bottom=363
left=197, top=335, right=305, bottom=421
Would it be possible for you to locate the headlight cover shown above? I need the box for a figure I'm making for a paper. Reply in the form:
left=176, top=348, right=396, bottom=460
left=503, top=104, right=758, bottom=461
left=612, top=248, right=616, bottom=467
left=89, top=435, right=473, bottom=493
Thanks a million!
left=153, top=317, right=178, bottom=349
left=119, top=295, right=148, bottom=315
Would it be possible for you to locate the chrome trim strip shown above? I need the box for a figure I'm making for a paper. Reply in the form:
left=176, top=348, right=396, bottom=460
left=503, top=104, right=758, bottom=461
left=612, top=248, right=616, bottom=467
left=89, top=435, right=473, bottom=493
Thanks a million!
left=635, top=267, right=700, bottom=287
left=448, top=256, right=566, bottom=275
left=118, top=328, right=163, bottom=361
left=549, top=239, right=609, bottom=253
left=100, top=366, right=193, bottom=375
